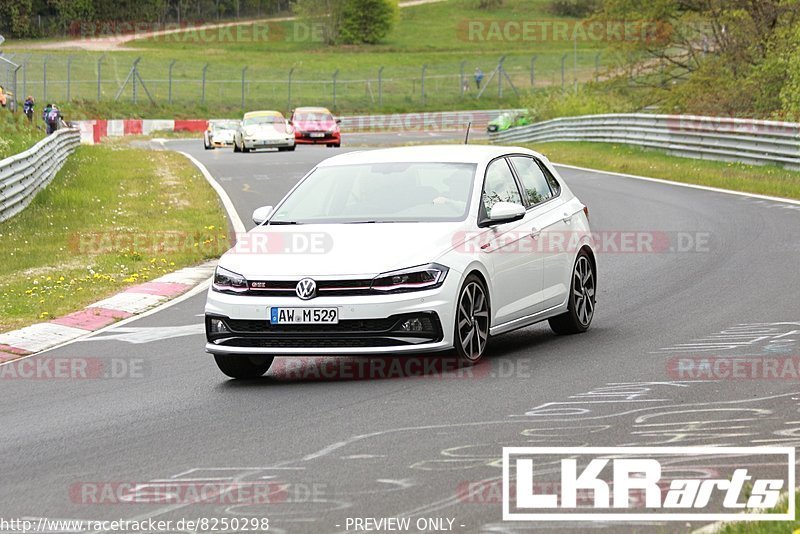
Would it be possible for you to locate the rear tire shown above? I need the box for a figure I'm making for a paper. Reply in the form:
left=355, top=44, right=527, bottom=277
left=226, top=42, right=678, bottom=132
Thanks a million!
left=453, top=274, right=490, bottom=365
left=233, top=140, right=241, bottom=152
left=214, top=355, right=274, bottom=379
left=548, top=250, right=596, bottom=335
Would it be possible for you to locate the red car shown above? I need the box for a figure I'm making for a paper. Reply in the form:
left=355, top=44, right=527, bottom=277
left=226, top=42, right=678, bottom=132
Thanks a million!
left=290, top=106, right=341, bottom=147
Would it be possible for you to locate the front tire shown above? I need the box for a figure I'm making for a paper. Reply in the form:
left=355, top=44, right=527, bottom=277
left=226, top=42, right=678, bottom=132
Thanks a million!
left=453, top=275, right=490, bottom=364
left=233, top=139, right=241, bottom=152
left=548, top=250, right=596, bottom=335
left=214, top=355, right=274, bottom=379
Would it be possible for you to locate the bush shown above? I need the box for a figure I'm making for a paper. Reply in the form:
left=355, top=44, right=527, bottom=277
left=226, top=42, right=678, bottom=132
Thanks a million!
left=339, top=0, right=398, bottom=44
left=548, top=0, right=602, bottom=18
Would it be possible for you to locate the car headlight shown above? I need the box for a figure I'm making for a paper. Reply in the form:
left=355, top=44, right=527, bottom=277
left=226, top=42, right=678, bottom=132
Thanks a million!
left=213, top=266, right=248, bottom=293
left=371, top=263, right=448, bottom=293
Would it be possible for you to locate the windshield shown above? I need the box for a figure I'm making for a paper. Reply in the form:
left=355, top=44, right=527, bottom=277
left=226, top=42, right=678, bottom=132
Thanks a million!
left=270, top=162, right=477, bottom=224
left=212, top=121, right=239, bottom=130
left=244, top=115, right=283, bottom=126
left=294, top=112, right=334, bottom=122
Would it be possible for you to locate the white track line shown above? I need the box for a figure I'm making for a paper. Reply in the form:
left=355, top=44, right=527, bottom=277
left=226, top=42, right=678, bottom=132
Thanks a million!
left=554, top=162, right=800, bottom=206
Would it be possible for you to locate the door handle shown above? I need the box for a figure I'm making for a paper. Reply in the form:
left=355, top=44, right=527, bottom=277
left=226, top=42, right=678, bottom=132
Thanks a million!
left=530, top=227, right=540, bottom=239
left=562, top=212, right=572, bottom=224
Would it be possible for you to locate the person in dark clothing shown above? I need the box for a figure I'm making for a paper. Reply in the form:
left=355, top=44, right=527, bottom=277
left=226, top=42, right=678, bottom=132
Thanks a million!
left=23, top=96, right=35, bottom=123
left=44, top=104, right=61, bottom=135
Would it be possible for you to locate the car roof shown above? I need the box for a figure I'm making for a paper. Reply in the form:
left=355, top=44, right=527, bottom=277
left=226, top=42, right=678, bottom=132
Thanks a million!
left=317, top=145, right=546, bottom=166
left=243, top=110, right=284, bottom=118
left=293, top=107, right=332, bottom=113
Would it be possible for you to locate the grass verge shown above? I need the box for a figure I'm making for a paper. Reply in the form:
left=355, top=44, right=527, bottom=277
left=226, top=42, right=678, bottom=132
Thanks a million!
left=530, top=141, right=800, bottom=200
left=0, top=144, right=229, bottom=333
left=0, top=110, right=46, bottom=160
left=714, top=491, right=798, bottom=533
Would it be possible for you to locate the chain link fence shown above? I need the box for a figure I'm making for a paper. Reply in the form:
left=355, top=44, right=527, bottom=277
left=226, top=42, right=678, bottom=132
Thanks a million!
left=0, top=51, right=611, bottom=113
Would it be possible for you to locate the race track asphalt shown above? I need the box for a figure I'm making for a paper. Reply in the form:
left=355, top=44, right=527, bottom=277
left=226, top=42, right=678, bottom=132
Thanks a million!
left=1, top=133, right=799, bottom=533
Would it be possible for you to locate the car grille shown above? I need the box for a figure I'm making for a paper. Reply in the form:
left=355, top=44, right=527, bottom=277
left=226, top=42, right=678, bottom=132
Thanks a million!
left=245, top=279, right=373, bottom=297
left=206, top=313, right=443, bottom=348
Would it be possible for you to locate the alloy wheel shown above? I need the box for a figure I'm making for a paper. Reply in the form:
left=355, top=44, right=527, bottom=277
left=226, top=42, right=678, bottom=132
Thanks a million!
left=457, top=281, right=490, bottom=361
left=573, top=255, right=595, bottom=326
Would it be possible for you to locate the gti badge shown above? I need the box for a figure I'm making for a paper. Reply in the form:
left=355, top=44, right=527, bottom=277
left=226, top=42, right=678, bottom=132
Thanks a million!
left=295, top=278, right=317, bottom=300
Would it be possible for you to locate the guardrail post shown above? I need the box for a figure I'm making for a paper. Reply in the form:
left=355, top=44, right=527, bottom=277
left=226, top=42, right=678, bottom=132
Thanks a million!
left=241, top=66, right=247, bottom=110
left=168, top=60, right=177, bottom=104
left=201, top=63, right=209, bottom=104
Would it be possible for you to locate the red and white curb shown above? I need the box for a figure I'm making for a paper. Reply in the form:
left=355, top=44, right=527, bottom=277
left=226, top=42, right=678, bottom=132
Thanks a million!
left=75, top=119, right=208, bottom=145
left=0, top=147, right=244, bottom=364
left=0, top=262, right=216, bottom=362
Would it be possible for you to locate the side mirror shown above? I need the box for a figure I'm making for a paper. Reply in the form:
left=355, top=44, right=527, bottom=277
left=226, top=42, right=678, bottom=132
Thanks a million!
left=252, top=205, right=273, bottom=225
left=487, top=202, right=526, bottom=225
left=335, top=118, right=342, bottom=125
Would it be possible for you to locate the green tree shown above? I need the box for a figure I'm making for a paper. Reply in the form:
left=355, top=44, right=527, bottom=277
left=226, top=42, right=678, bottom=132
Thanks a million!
left=0, top=0, right=35, bottom=37
left=339, top=0, right=397, bottom=44
left=293, top=0, right=348, bottom=45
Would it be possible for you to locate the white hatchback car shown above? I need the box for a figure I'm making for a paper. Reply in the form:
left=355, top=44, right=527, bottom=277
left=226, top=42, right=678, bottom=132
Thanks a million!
left=205, top=145, right=597, bottom=378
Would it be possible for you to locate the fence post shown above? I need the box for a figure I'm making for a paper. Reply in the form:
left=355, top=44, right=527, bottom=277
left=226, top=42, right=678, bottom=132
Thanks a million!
left=66, top=56, right=73, bottom=101
left=530, top=55, right=537, bottom=87
left=201, top=63, right=209, bottom=104
left=560, top=53, right=567, bottom=89
left=241, top=66, right=247, bottom=110
left=287, top=66, right=295, bottom=110
left=43, top=57, right=48, bottom=102
left=595, top=53, right=601, bottom=83
left=132, top=60, right=138, bottom=104
left=460, top=60, right=466, bottom=97
left=332, top=69, right=339, bottom=109
left=97, top=55, right=104, bottom=101
left=168, top=60, right=177, bottom=104
left=378, top=66, right=384, bottom=109
left=22, top=60, right=27, bottom=100
left=421, top=64, right=427, bottom=106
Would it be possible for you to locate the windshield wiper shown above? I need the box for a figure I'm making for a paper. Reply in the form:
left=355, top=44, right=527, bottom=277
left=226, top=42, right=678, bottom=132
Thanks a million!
left=268, top=220, right=300, bottom=225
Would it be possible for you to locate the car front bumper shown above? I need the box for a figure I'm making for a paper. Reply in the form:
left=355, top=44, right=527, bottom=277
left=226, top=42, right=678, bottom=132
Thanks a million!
left=294, top=132, right=340, bottom=144
left=204, top=277, right=458, bottom=355
left=243, top=137, right=295, bottom=149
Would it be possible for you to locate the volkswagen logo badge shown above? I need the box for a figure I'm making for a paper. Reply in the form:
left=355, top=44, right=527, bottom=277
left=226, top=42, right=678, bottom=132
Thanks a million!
left=295, top=278, right=317, bottom=300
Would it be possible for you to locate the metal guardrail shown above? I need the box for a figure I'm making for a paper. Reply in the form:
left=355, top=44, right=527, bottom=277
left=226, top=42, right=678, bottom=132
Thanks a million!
left=489, top=113, right=800, bottom=170
left=0, top=128, right=80, bottom=223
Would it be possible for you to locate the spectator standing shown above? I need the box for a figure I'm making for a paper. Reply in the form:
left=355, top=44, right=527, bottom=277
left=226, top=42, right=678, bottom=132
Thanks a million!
left=474, top=67, right=484, bottom=90
left=44, top=104, right=61, bottom=134
left=23, top=96, right=35, bottom=123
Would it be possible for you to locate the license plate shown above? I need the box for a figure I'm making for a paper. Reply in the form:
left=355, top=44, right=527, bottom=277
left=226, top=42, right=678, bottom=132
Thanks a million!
left=309, top=132, right=325, bottom=138
left=270, top=307, right=338, bottom=324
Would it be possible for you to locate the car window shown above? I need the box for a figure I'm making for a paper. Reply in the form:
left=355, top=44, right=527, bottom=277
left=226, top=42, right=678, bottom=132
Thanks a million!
left=270, top=162, right=476, bottom=223
left=509, top=156, right=554, bottom=206
left=482, top=158, right=522, bottom=214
